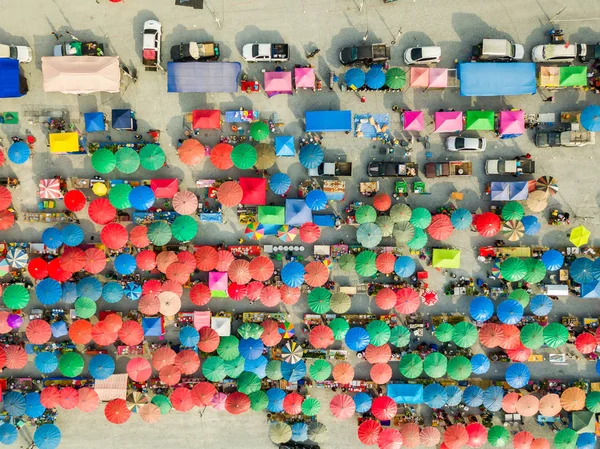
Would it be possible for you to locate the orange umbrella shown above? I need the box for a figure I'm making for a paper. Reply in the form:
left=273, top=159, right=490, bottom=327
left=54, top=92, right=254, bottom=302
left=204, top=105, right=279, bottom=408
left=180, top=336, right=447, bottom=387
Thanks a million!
left=60, top=387, right=79, bottom=409
left=170, top=387, right=194, bottom=412
left=189, top=283, right=211, bottom=306
left=560, top=387, right=585, bottom=411
left=479, top=323, right=505, bottom=348
left=498, top=324, right=521, bottom=349
left=176, top=251, right=197, bottom=273
left=332, top=362, right=354, bottom=384
left=69, top=320, right=93, bottom=345
left=217, top=181, right=243, bottom=207
left=365, top=344, right=392, bottom=364
left=198, top=327, right=220, bottom=353
left=161, top=279, right=183, bottom=296
left=138, top=294, right=160, bottom=315
left=358, top=420, right=382, bottom=445
left=126, top=357, right=152, bottom=382
left=159, top=364, right=182, bottom=386
left=118, top=321, right=144, bottom=346
left=26, top=319, right=52, bottom=344
left=194, top=246, right=219, bottom=271
left=513, top=431, right=534, bottom=449
left=501, top=392, right=520, bottom=413
left=215, top=250, right=235, bottom=272
left=166, top=262, right=190, bottom=284
left=299, top=222, right=321, bottom=243
left=40, top=386, right=61, bottom=409
left=280, top=285, right=301, bottom=305
left=373, top=193, right=392, bottom=211
left=139, top=403, right=161, bottom=423
left=103, top=313, right=124, bottom=333
left=92, top=321, right=118, bottom=346
left=5, top=345, right=27, bottom=369
left=249, top=256, right=274, bottom=281
left=156, top=251, right=178, bottom=273
left=158, top=291, right=181, bottom=316
left=174, top=350, right=200, bottom=375
left=538, top=393, right=561, bottom=416
left=209, top=143, right=233, bottom=170
left=152, top=347, right=176, bottom=370
left=172, top=190, right=198, bottom=216
left=246, top=281, right=264, bottom=301
left=304, top=261, right=329, bottom=287
left=105, top=398, right=131, bottom=424
left=261, top=319, right=282, bottom=347
left=129, top=225, right=151, bottom=248
left=191, top=382, right=217, bottom=407
left=178, top=139, right=204, bottom=166
left=531, top=439, right=550, bottom=449
left=515, top=395, right=539, bottom=416
left=376, top=253, right=396, bottom=274
left=444, top=424, right=468, bottom=449
left=228, top=259, right=251, bottom=284
left=84, top=247, right=107, bottom=274
left=420, top=427, right=441, bottom=447
left=77, top=388, right=100, bottom=413
left=309, top=325, right=335, bottom=349
left=400, top=423, right=421, bottom=448
left=376, top=288, right=397, bottom=310
left=136, top=250, right=157, bottom=271
left=260, top=285, right=281, bottom=307
left=370, top=363, right=392, bottom=384
left=329, top=394, right=355, bottom=419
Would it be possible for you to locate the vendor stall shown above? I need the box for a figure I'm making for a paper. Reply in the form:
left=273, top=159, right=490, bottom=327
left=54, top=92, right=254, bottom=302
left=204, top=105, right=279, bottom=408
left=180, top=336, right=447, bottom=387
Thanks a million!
left=499, top=110, right=525, bottom=138
left=0, top=58, right=26, bottom=98
left=458, top=62, right=536, bottom=97
left=190, top=109, right=220, bottom=129
left=294, top=67, right=316, bottom=91
left=264, top=71, right=293, bottom=98
left=305, top=111, right=352, bottom=132
left=434, top=111, right=463, bottom=133
left=42, top=56, right=121, bottom=94
left=539, top=66, right=587, bottom=89
left=49, top=132, right=83, bottom=154
left=167, top=62, right=241, bottom=93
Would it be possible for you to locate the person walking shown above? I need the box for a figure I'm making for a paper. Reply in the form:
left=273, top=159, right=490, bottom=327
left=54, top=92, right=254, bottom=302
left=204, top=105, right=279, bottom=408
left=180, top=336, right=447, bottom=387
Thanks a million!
left=51, top=32, right=62, bottom=40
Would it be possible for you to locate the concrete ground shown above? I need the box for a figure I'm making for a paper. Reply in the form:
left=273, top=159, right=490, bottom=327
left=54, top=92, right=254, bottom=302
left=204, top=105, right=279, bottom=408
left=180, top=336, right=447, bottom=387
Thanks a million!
left=2, top=0, right=600, bottom=447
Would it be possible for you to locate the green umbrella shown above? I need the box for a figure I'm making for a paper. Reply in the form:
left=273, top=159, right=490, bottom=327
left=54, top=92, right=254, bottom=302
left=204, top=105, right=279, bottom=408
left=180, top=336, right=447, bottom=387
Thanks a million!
left=223, top=356, right=245, bottom=379
left=500, top=257, right=527, bottom=282
left=337, top=254, right=356, bottom=272
left=509, top=288, right=530, bottom=307
left=307, top=288, right=331, bottom=314
left=554, top=429, right=577, bottom=449
left=139, top=144, right=166, bottom=171
left=309, top=360, right=332, bottom=381
left=407, top=228, right=428, bottom=250
left=301, top=397, right=321, bottom=416
left=329, top=318, right=349, bottom=340
left=447, top=355, right=472, bottom=380
left=376, top=215, right=394, bottom=237
left=434, top=322, right=454, bottom=343
left=520, top=323, right=544, bottom=349
left=523, top=258, right=547, bottom=284
left=202, top=356, right=227, bottom=382
left=265, top=360, right=283, bottom=380
left=452, top=321, right=478, bottom=348
left=399, top=353, right=423, bottom=379
left=147, top=221, right=172, bottom=246
left=389, top=326, right=410, bottom=347
left=217, top=335, right=240, bottom=361
left=385, top=68, right=406, bottom=89
left=543, top=322, right=568, bottom=348
left=231, top=143, right=257, bottom=169
left=249, top=390, right=268, bottom=411
left=3, top=284, right=30, bottom=309
left=330, top=292, right=351, bottom=314
left=355, top=251, right=377, bottom=277
left=151, top=394, right=172, bottom=414
left=393, top=221, right=415, bottom=243
left=91, top=148, right=116, bottom=174
left=423, top=352, right=447, bottom=378
left=238, top=323, right=264, bottom=340
left=115, top=147, right=140, bottom=174
left=250, top=122, right=270, bottom=141
left=390, top=203, right=411, bottom=222
left=502, top=201, right=525, bottom=221
left=410, top=207, right=432, bottom=229
left=74, top=297, right=97, bottom=319
left=366, top=320, right=391, bottom=347
left=585, top=391, right=600, bottom=413
left=171, top=215, right=198, bottom=242
left=356, top=205, right=377, bottom=224
left=356, top=223, right=382, bottom=248
left=59, top=352, right=84, bottom=378
left=488, top=425, right=510, bottom=447
left=108, top=183, right=132, bottom=209
left=236, top=371, right=261, bottom=394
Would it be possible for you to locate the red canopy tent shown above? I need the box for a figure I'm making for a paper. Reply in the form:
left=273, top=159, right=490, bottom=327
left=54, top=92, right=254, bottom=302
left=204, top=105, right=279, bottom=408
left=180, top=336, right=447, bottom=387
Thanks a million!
left=150, top=179, right=179, bottom=199
left=192, top=110, right=220, bottom=129
left=239, top=178, right=267, bottom=205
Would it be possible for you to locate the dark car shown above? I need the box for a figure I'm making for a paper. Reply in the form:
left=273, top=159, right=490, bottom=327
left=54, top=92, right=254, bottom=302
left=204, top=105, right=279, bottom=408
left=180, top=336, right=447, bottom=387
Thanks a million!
left=535, top=131, right=561, bottom=148
left=367, top=161, right=417, bottom=177
left=339, top=44, right=390, bottom=65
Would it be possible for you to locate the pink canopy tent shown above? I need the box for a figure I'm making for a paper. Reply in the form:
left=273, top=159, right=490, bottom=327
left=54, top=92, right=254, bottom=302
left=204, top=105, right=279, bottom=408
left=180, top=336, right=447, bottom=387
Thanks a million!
left=429, top=68, right=448, bottom=88
left=208, top=271, right=228, bottom=295
left=264, top=71, right=293, bottom=97
left=434, top=111, right=463, bottom=133
left=410, top=67, right=429, bottom=88
left=499, top=110, right=525, bottom=136
left=403, top=111, right=424, bottom=131
left=294, top=67, right=315, bottom=89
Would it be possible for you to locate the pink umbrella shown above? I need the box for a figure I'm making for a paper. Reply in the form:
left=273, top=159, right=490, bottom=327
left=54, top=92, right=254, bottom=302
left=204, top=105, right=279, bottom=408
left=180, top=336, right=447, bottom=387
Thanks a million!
left=304, top=261, right=329, bottom=287
left=152, top=347, right=176, bottom=370
left=421, top=427, right=441, bottom=447
left=376, top=253, right=396, bottom=275
left=395, top=287, right=420, bottom=314
left=429, top=68, right=448, bottom=88
left=400, top=423, right=422, bottom=448
left=156, top=251, right=178, bottom=273
left=403, top=111, right=424, bottom=131
left=118, top=320, right=144, bottom=346
left=172, top=190, right=198, bottom=215
left=428, top=214, right=454, bottom=240
left=329, top=394, right=355, bottom=419
left=308, top=325, right=334, bottom=349
left=280, top=285, right=301, bottom=305
left=502, top=392, right=520, bottom=413
left=365, top=344, right=392, bottom=364
left=77, top=388, right=100, bottom=413
left=215, top=250, right=235, bottom=272
left=378, top=428, right=403, bottom=449
left=139, top=403, right=161, bottom=423
left=174, top=350, right=200, bottom=375
left=211, top=392, right=227, bottom=410
left=283, top=392, right=303, bottom=415
left=376, top=288, right=397, bottom=310
left=499, top=110, right=525, bottom=136
left=515, top=395, right=539, bottom=416
left=507, top=344, right=531, bottom=362
left=166, top=263, right=190, bottom=284
left=158, top=291, right=181, bottom=316
left=41, top=386, right=61, bottom=409
left=434, top=111, right=463, bottom=133
left=409, top=67, right=429, bottom=87
left=259, top=285, right=281, bottom=307
left=370, top=363, right=393, bottom=384
left=246, top=281, right=264, bottom=301
left=138, top=295, right=160, bottom=315
left=127, top=357, right=152, bottom=382
left=228, top=259, right=252, bottom=284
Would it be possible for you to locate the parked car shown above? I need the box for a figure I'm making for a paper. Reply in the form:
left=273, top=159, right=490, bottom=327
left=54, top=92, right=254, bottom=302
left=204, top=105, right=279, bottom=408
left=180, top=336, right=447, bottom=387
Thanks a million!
left=403, top=46, right=441, bottom=65
left=171, top=42, right=220, bottom=62
left=472, top=39, right=524, bottom=61
left=531, top=44, right=582, bottom=63
left=446, top=136, right=486, bottom=152
left=579, top=43, right=600, bottom=62
left=142, top=20, right=162, bottom=71
left=485, top=158, right=535, bottom=175
left=367, top=161, right=418, bottom=177
left=0, top=43, right=32, bottom=63
left=339, top=44, right=390, bottom=65
left=535, top=130, right=595, bottom=148
left=242, top=43, right=289, bottom=62
left=53, top=42, right=104, bottom=57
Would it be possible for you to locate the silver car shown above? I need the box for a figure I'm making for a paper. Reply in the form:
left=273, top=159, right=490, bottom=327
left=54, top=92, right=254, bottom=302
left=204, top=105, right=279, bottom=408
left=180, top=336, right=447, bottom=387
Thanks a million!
left=446, top=136, right=487, bottom=152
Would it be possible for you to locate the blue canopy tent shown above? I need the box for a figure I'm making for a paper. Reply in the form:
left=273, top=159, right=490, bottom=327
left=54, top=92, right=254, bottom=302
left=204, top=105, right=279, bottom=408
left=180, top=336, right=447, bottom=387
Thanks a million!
left=458, top=62, right=536, bottom=96
left=305, top=111, right=352, bottom=132
left=112, top=109, right=136, bottom=130
left=509, top=181, right=529, bottom=200
left=275, top=136, right=295, bottom=156
left=84, top=112, right=106, bottom=132
left=167, top=62, right=241, bottom=93
left=490, top=181, right=529, bottom=201
left=490, top=182, right=510, bottom=201
left=285, top=199, right=313, bottom=226
left=581, top=281, right=600, bottom=299
left=386, top=384, right=423, bottom=404
left=142, top=317, right=163, bottom=336
left=0, top=58, right=25, bottom=98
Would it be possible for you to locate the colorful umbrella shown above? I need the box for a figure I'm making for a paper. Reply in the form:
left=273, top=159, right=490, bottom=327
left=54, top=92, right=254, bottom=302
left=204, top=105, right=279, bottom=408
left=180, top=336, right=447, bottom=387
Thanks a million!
left=231, top=143, right=257, bottom=169
left=277, top=225, right=299, bottom=242
left=147, top=221, right=172, bottom=246
left=178, top=139, right=205, bottom=166
left=58, top=352, right=84, bottom=378
left=502, top=201, right=525, bottom=220
left=500, top=257, right=527, bottom=282
left=270, top=422, right=292, bottom=444
left=34, top=424, right=62, bottom=449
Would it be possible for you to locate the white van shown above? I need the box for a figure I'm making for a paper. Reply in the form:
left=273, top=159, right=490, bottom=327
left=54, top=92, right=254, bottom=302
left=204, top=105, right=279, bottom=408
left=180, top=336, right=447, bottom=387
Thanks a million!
left=473, top=39, right=524, bottom=61
left=531, top=44, right=581, bottom=63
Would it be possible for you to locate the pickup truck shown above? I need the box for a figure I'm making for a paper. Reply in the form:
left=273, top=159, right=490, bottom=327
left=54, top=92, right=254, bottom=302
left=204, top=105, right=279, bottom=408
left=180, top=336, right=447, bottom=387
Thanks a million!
left=170, top=42, right=220, bottom=62
left=425, top=161, right=472, bottom=178
left=308, top=162, right=352, bottom=177
left=53, top=41, right=104, bottom=57
left=535, top=130, right=595, bottom=148
left=142, top=20, right=162, bottom=71
left=339, top=44, right=391, bottom=65
left=485, top=158, right=535, bottom=176
left=367, top=161, right=418, bottom=178
left=242, top=43, right=289, bottom=62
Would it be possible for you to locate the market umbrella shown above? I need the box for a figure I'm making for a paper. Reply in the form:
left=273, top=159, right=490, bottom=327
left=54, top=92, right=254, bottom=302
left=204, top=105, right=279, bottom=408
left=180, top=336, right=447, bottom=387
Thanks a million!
left=345, top=68, right=365, bottom=88
left=283, top=392, right=304, bottom=415
left=370, top=363, right=392, bottom=384
left=308, top=288, right=331, bottom=314
left=0, top=423, right=17, bottom=445
left=400, top=423, right=421, bottom=448
left=505, top=362, right=530, bottom=388
left=475, top=212, right=501, bottom=237
left=36, top=279, right=62, bottom=306
left=171, top=215, right=197, bottom=242
left=231, top=143, right=257, bottom=170
left=522, top=258, right=547, bottom=284
left=260, top=320, right=282, bottom=346
left=225, top=391, right=250, bottom=415
left=463, top=385, right=484, bottom=407
left=399, top=353, right=423, bottom=378
left=91, top=148, right=116, bottom=173
left=405, top=207, right=430, bottom=229
left=580, top=105, right=600, bottom=132
left=575, top=333, right=597, bottom=354
left=26, top=393, right=46, bottom=419
left=376, top=288, right=397, bottom=310
left=338, top=253, right=356, bottom=272
left=497, top=299, right=524, bottom=325
left=139, top=144, right=165, bottom=170
left=115, top=147, right=140, bottom=174
left=207, top=143, right=232, bottom=170
left=513, top=431, right=535, bottom=449
left=228, top=259, right=252, bottom=284
left=26, top=320, right=52, bottom=344
left=499, top=324, right=521, bottom=349
left=435, top=322, right=454, bottom=343
left=423, top=384, right=448, bottom=409
left=509, top=288, right=530, bottom=307
left=255, top=143, right=276, bottom=169
left=555, top=429, right=578, bottom=449
left=469, top=296, right=494, bottom=322
left=138, top=403, right=161, bottom=423
left=356, top=250, right=377, bottom=277
left=541, top=250, right=564, bottom=272
left=128, top=186, right=155, bottom=210
left=265, top=359, right=283, bottom=380
left=395, top=287, right=420, bottom=315
left=393, top=221, right=416, bottom=243
left=41, top=228, right=62, bottom=249
left=171, top=190, right=198, bottom=215
left=522, top=215, right=541, bottom=235
left=585, top=391, right=600, bottom=413
left=147, top=221, right=172, bottom=246
left=309, top=325, right=335, bottom=349
left=446, top=386, right=463, bottom=407
left=345, top=327, right=370, bottom=352
left=502, top=201, right=525, bottom=220
left=482, top=386, right=504, bottom=411
left=304, top=261, right=329, bottom=287
left=407, top=229, right=427, bottom=250
left=373, top=192, right=392, bottom=212
left=61, top=224, right=85, bottom=247
left=250, top=121, right=269, bottom=141
left=217, top=335, right=240, bottom=361
left=114, top=253, right=136, bottom=275
left=152, top=347, right=176, bottom=371
left=365, top=343, right=392, bottom=364
left=447, top=355, right=472, bottom=380
left=332, top=362, right=355, bottom=384
left=424, top=352, right=447, bottom=378
left=34, top=424, right=61, bottom=449
left=278, top=225, right=299, bottom=242
left=385, top=67, right=406, bottom=89
left=366, top=320, right=391, bottom=346
left=270, top=422, right=292, bottom=444
left=571, top=257, right=595, bottom=284
left=300, top=397, right=320, bottom=417
left=451, top=208, right=472, bottom=230
left=488, top=426, right=510, bottom=448
left=126, top=357, right=152, bottom=382
left=88, top=198, right=116, bottom=224
left=239, top=338, right=265, bottom=361
left=372, top=396, right=397, bottom=420
left=190, top=382, right=217, bottom=407
left=571, top=226, right=591, bottom=247
left=500, top=257, right=527, bottom=281
left=394, top=256, right=416, bottom=278
left=105, top=398, right=131, bottom=424
left=129, top=225, right=150, bottom=248
left=3, top=392, right=26, bottom=416
left=538, top=393, right=561, bottom=416
left=503, top=220, right=525, bottom=241
left=507, top=343, right=532, bottom=362
left=299, top=222, right=320, bottom=244
left=299, top=144, right=324, bottom=169
left=306, top=189, right=328, bottom=211
left=170, top=387, right=194, bottom=412
left=108, top=183, right=132, bottom=209
left=201, top=356, right=227, bottom=382
left=444, top=425, right=469, bottom=449
left=526, top=190, right=548, bottom=212
left=356, top=205, right=377, bottom=224
left=329, top=317, right=350, bottom=340
left=543, top=322, right=568, bottom=348
left=428, top=214, right=453, bottom=240
left=421, top=427, right=441, bottom=448
left=358, top=420, right=382, bottom=445
left=151, top=395, right=172, bottom=415
left=576, top=434, right=596, bottom=449
left=178, top=139, right=205, bottom=165
left=516, top=395, right=539, bottom=416
left=0, top=210, right=15, bottom=230
left=278, top=322, right=295, bottom=339
left=35, top=352, right=58, bottom=374
left=236, top=371, right=262, bottom=395
left=466, top=423, right=488, bottom=448
left=376, top=215, right=395, bottom=238
left=59, top=352, right=84, bottom=378
left=561, top=387, right=586, bottom=411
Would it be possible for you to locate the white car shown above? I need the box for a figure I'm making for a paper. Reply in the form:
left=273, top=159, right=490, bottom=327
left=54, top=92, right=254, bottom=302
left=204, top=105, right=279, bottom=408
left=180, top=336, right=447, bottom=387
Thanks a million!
left=531, top=44, right=579, bottom=63
left=242, top=43, right=289, bottom=62
left=0, top=43, right=32, bottom=63
left=403, top=46, right=441, bottom=65
left=142, top=20, right=162, bottom=70
left=446, top=136, right=487, bottom=152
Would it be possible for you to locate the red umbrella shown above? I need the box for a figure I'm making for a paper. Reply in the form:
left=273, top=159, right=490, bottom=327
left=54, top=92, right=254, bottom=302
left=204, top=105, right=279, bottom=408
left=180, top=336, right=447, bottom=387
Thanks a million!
left=191, top=382, right=217, bottom=407
left=365, top=344, right=392, bottom=364
left=358, top=420, right=382, bottom=445
left=48, top=258, right=73, bottom=282
left=136, top=250, right=157, bottom=271
left=210, top=143, right=234, bottom=170
left=373, top=193, right=392, bottom=211
left=330, top=394, right=355, bottom=420
left=498, top=324, right=521, bottom=350
left=332, top=362, right=354, bottom=384
left=420, top=427, right=441, bottom=448
left=280, top=285, right=301, bottom=305
left=84, top=247, right=107, bottom=274
left=198, top=327, right=220, bottom=353
left=371, top=363, right=393, bottom=384
left=0, top=210, right=15, bottom=230
left=444, top=424, right=469, bottom=449
left=59, top=387, right=79, bottom=410
left=475, top=212, right=501, bottom=237
left=4, top=345, right=27, bottom=369
left=77, top=388, right=100, bottom=413
left=376, top=288, right=397, bottom=310
left=69, top=320, right=93, bottom=345
left=194, top=246, right=218, bottom=271
left=466, top=423, right=487, bottom=448
left=0, top=186, right=12, bottom=210
left=246, top=281, right=264, bottom=301
left=101, top=223, right=128, bottom=250
left=92, top=321, right=118, bottom=346
left=26, top=319, right=52, bottom=344
left=299, top=222, right=321, bottom=243
left=215, top=250, right=235, bottom=272
left=372, top=396, right=397, bottom=421
left=172, top=190, right=198, bottom=215
left=304, top=261, right=329, bottom=287
left=170, top=387, right=194, bottom=412
left=395, top=287, right=420, bottom=314
left=479, top=323, right=505, bottom=348
left=421, top=291, right=439, bottom=306
left=64, top=190, right=86, bottom=212
left=138, top=294, right=160, bottom=315
left=249, top=256, right=274, bottom=281
left=152, top=347, right=176, bottom=370
left=174, top=350, right=200, bottom=375
left=105, top=398, right=131, bottom=424
left=0, top=314, right=9, bottom=335
left=376, top=253, right=396, bottom=275
left=531, top=439, right=550, bottom=449
left=217, top=181, right=244, bottom=207
left=60, top=247, right=87, bottom=272
left=283, top=392, right=304, bottom=415
left=261, top=319, right=282, bottom=347
left=228, top=282, right=247, bottom=301
left=156, top=251, right=178, bottom=273
left=189, top=283, right=211, bottom=306
left=507, top=343, right=531, bottom=362
left=118, top=320, right=144, bottom=346
left=502, top=392, right=520, bottom=413
left=575, top=333, right=597, bottom=354
left=159, top=364, right=182, bottom=386
left=260, top=285, right=281, bottom=307
left=176, top=251, right=197, bottom=273
left=161, top=280, right=183, bottom=296
left=225, top=391, right=251, bottom=415
left=178, top=139, right=205, bottom=165
left=127, top=357, right=152, bottom=382
left=28, top=258, right=49, bottom=280
left=103, top=314, right=123, bottom=333
left=228, top=259, right=251, bottom=284
left=595, top=327, right=600, bottom=345
left=40, top=386, right=61, bottom=408
left=129, top=225, right=151, bottom=248
left=88, top=198, right=116, bottom=225
left=428, top=214, right=454, bottom=240
left=142, top=279, right=162, bottom=297
left=309, top=325, right=335, bottom=349
left=166, top=263, right=190, bottom=284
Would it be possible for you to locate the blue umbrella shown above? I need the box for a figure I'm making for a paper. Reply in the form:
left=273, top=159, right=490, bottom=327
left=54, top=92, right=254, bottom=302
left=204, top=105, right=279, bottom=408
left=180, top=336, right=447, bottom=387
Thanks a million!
left=299, top=144, right=324, bottom=169
left=129, top=186, right=155, bottom=211
left=462, top=386, right=484, bottom=407
left=445, top=385, right=463, bottom=406
left=365, top=67, right=385, bottom=89
left=482, top=386, right=504, bottom=411
left=291, top=422, right=309, bottom=442
left=353, top=392, right=372, bottom=413
left=497, top=299, right=524, bottom=325
left=394, top=256, right=416, bottom=277
left=42, top=228, right=63, bottom=249
left=244, top=355, right=268, bottom=378
left=591, top=259, right=600, bottom=280
left=61, top=224, right=84, bottom=247
left=25, top=393, right=46, bottom=418
left=577, top=433, right=596, bottom=449
left=61, top=282, right=78, bottom=304
left=469, top=296, right=494, bottom=322
left=542, top=249, right=564, bottom=271
left=521, top=215, right=541, bottom=235
left=345, top=68, right=366, bottom=89
left=6, top=248, right=28, bottom=268
left=51, top=321, right=68, bottom=338
left=8, top=141, right=30, bottom=164
left=179, top=326, right=200, bottom=347
left=0, top=423, right=17, bottom=445
left=581, top=105, right=600, bottom=132
left=505, top=362, right=530, bottom=388
left=266, top=388, right=286, bottom=412
left=423, top=383, right=448, bottom=409
left=35, top=352, right=59, bottom=374
left=451, top=208, right=473, bottom=230
left=238, top=338, right=264, bottom=361
left=102, top=282, right=124, bottom=303
left=571, top=257, right=595, bottom=284
left=305, top=189, right=328, bottom=211
left=114, top=254, right=136, bottom=275
left=3, top=391, right=26, bottom=416
left=281, top=262, right=305, bottom=287
left=76, top=276, right=102, bottom=301
left=269, top=173, right=292, bottom=195
left=471, top=354, right=490, bottom=375
left=36, top=278, right=63, bottom=305
left=530, top=294, right=553, bottom=316
left=281, top=360, right=306, bottom=382
left=34, top=424, right=62, bottom=449
left=124, top=282, right=142, bottom=300
left=597, top=359, right=600, bottom=376
left=89, top=354, right=115, bottom=380
left=345, top=327, right=370, bottom=352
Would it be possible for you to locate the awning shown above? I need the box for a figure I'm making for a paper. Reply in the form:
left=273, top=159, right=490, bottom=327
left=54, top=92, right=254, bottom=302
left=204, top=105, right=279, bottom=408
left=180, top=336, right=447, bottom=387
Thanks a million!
left=285, top=199, right=313, bottom=225
left=211, top=316, right=231, bottom=336
left=192, top=110, right=220, bottom=129
left=258, top=206, right=285, bottom=225
left=142, top=317, right=164, bottom=336
left=264, top=71, right=293, bottom=97
left=432, top=249, right=461, bottom=268
left=294, top=67, right=315, bottom=89
left=465, top=111, right=494, bottom=131
left=239, top=177, right=267, bottom=205
left=209, top=271, right=228, bottom=297
left=305, top=111, right=352, bottom=132
left=42, top=56, right=121, bottom=94
left=150, top=179, right=179, bottom=198
left=49, top=132, right=80, bottom=153
left=458, top=62, right=536, bottom=96
left=167, top=62, right=241, bottom=93
left=275, top=136, right=295, bottom=156
left=434, top=111, right=463, bottom=133
left=387, top=384, right=423, bottom=404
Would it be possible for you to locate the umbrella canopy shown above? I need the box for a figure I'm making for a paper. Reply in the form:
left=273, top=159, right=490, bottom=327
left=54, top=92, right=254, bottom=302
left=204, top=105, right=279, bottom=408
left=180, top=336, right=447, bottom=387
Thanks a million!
left=400, top=423, right=421, bottom=448
left=329, top=318, right=350, bottom=340
left=497, top=299, right=524, bottom=325
left=470, top=296, right=494, bottom=322
left=281, top=261, right=305, bottom=287
left=309, top=325, right=335, bottom=349
left=299, top=144, right=324, bottom=169
left=500, top=257, right=527, bottom=282
left=530, top=294, right=553, bottom=316
left=571, top=226, right=591, bottom=247
left=88, top=198, right=116, bottom=225
left=108, top=183, right=132, bottom=209
left=35, top=352, right=58, bottom=374
left=178, top=139, right=205, bottom=166
left=308, top=287, right=331, bottom=313
left=305, top=189, right=328, bottom=211
left=523, top=258, right=547, bottom=284
left=376, top=287, right=398, bottom=310
left=356, top=251, right=377, bottom=277
left=451, top=208, right=472, bottom=230
left=89, top=354, right=115, bottom=380
left=209, top=142, right=233, bottom=169
left=366, top=320, right=391, bottom=347
left=345, top=327, right=370, bottom=352
left=571, top=257, right=595, bottom=284
left=447, top=356, right=472, bottom=380
left=423, top=383, right=448, bottom=409
left=0, top=424, right=17, bottom=445
left=370, top=363, right=392, bottom=384
left=366, top=67, right=386, bottom=89
left=147, top=221, right=172, bottom=246
left=444, top=424, right=469, bottom=449
left=505, top=362, right=530, bottom=388
left=26, top=320, right=52, bottom=344
left=356, top=204, right=377, bottom=224
left=435, top=322, right=454, bottom=343
left=283, top=392, right=304, bottom=415
left=115, top=147, right=140, bottom=174
left=502, top=201, right=525, bottom=220
left=488, top=426, right=510, bottom=447
left=482, top=386, right=504, bottom=412
left=139, top=144, right=166, bottom=170
left=34, top=424, right=61, bottom=449
left=372, top=396, right=397, bottom=421
left=394, top=256, right=416, bottom=278
left=471, top=354, right=490, bottom=375
left=516, top=395, right=539, bottom=416
left=463, top=385, right=484, bottom=407
left=270, top=422, right=292, bottom=444
left=59, top=352, right=84, bottom=377
left=475, top=212, right=501, bottom=237
left=446, top=386, right=463, bottom=407
left=581, top=105, right=600, bottom=132
left=399, top=353, right=423, bottom=379
left=231, top=143, right=257, bottom=169
left=309, top=359, right=332, bottom=382
left=522, top=215, right=541, bottom=235
left=561, top=387, right=586, bottom=411
left=540, top=250, right=563, bottom=272
left=543, top=322, right=568, bottom=347
left=452, top=321, right=478, bottom=347
left=393, top=221, right=416, bottom=243
left=424, top=352, right=447, bottom=378
left=503, top=220, right=525, bottom=241
left=269, top=172, right=292, bottom=196
left=466, top=423, right=488, bottom=448
left=129, top=186, right=155, bottom=210
left=428, top=214, right=453, bottom=240
left=250, top=121, right=270, bottom=141
left=358, top=420, right=382, bottom=445
left=555, top=429, right=578, bottom=449
left=385, top=67, right=406, bottom=89
left=421, top=427, right=441, bottom=448
left=345, top=68, right=365, bottom=88
left=171, top=215, right=197, bottom=242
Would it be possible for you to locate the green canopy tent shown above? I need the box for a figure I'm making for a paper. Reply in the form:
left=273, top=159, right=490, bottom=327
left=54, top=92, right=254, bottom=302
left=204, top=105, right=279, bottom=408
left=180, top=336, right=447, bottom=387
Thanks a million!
left=424, top=352, right=447, bottom=378
left=432, top=249, right=461, bottom=268
left=559, top=66, right=587, bottom=87
left=399, top=353, right=423, bottom=379
left=465, top=110, right=495, bottom=131
left=238, top=323, right=264, bottom=340
left=571, top=411, right=597, bottom=433
left=257, top=206, right=285, bottom=225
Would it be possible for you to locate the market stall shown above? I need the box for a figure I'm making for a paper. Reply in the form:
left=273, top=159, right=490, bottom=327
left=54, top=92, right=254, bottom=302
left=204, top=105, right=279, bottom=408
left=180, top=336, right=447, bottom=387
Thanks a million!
left=264, top=71, right=293, bottom=98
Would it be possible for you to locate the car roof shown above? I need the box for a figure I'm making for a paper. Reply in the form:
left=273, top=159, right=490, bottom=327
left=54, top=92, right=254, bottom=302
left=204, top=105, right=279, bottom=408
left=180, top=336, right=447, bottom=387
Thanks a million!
left=418, top=46, right=441, bottom=57
left=542, top=44, right=577, bottom=58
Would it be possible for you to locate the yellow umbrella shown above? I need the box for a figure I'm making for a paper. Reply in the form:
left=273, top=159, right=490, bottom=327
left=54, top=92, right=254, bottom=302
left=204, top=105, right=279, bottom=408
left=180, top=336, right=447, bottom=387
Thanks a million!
left=570, top=226, right=591, bottom=247
left=92, top=182, right=108, bottom=196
